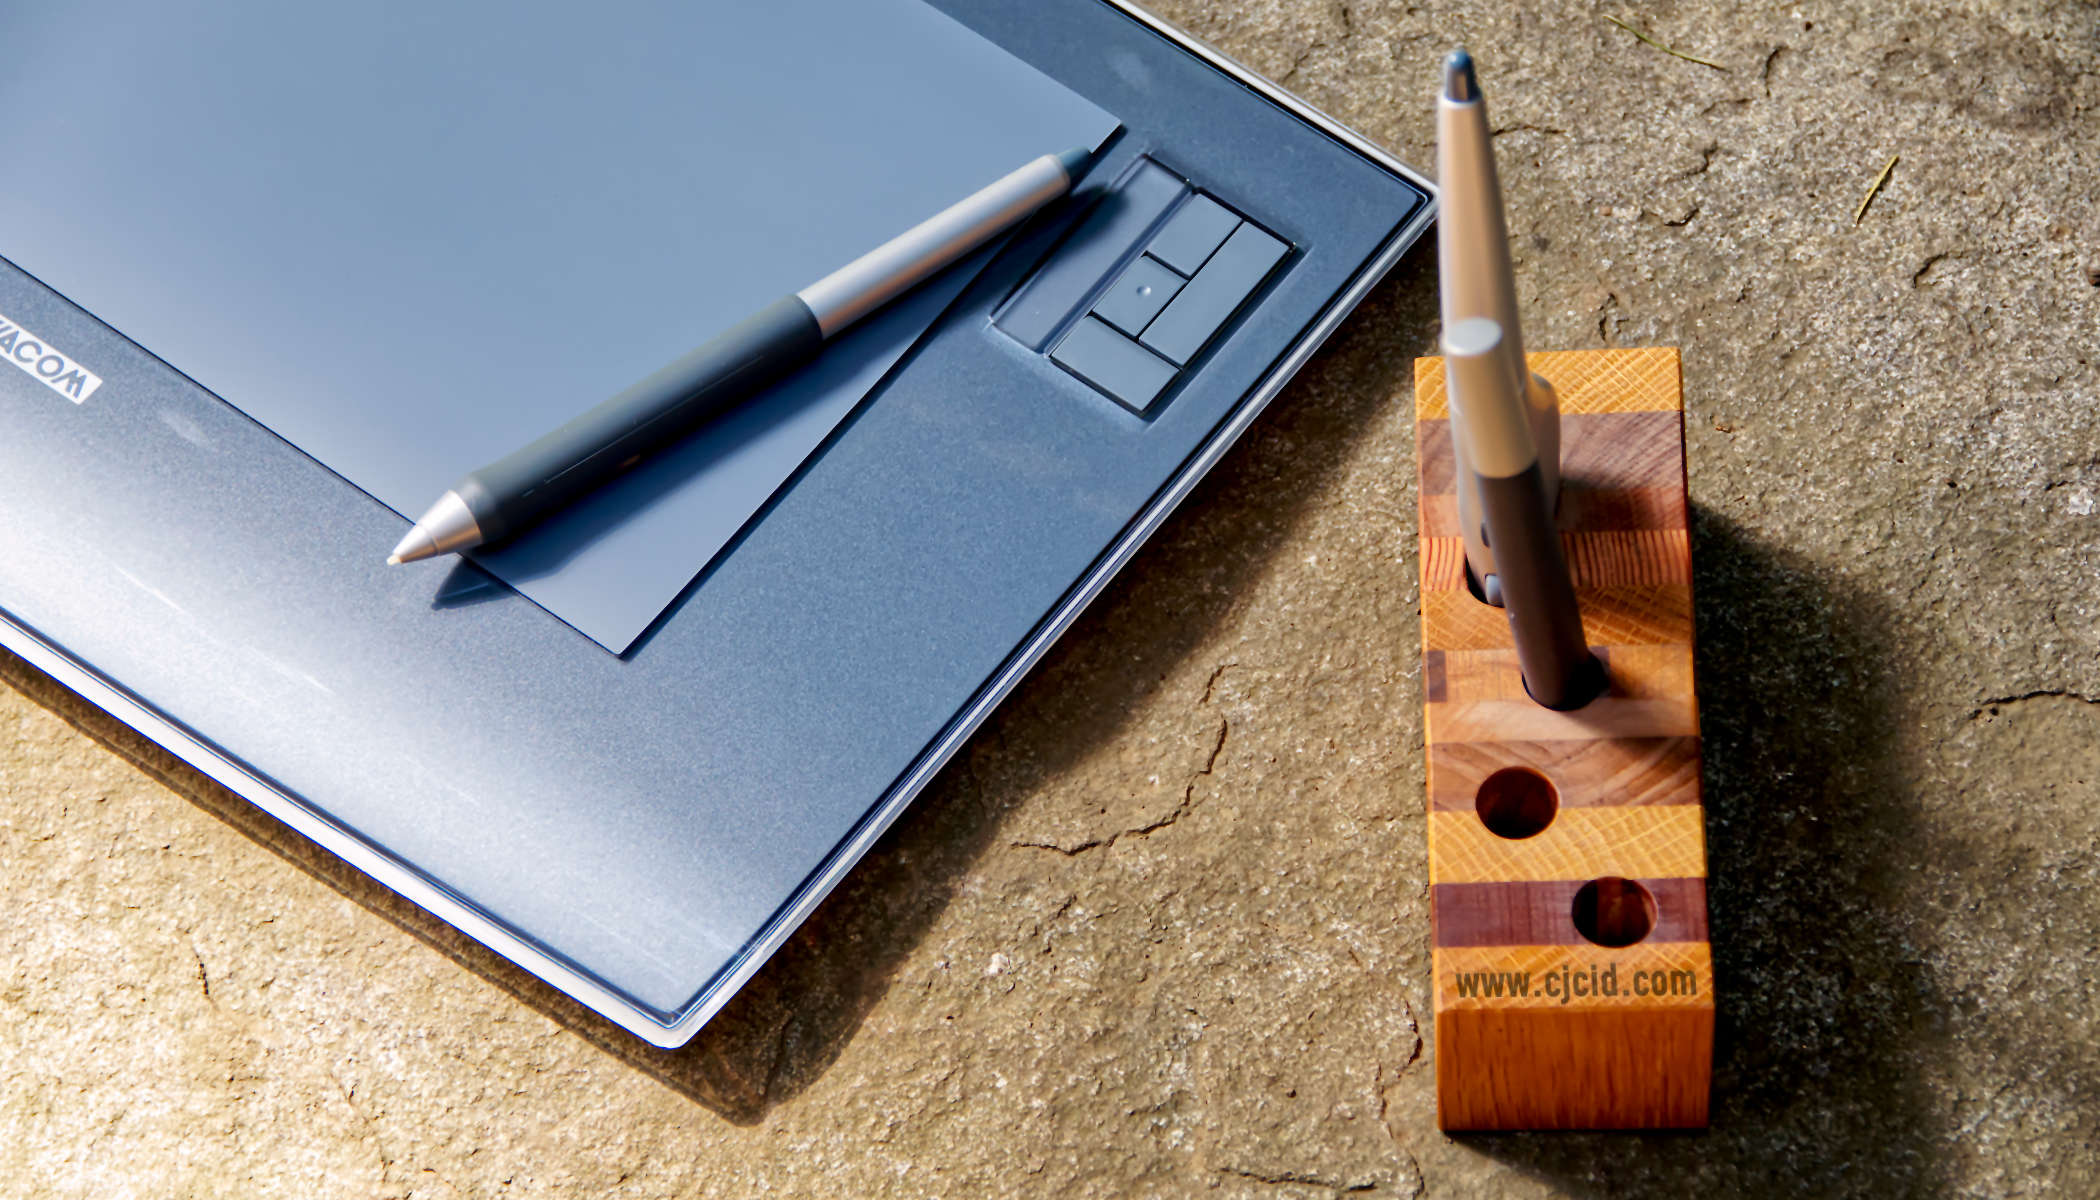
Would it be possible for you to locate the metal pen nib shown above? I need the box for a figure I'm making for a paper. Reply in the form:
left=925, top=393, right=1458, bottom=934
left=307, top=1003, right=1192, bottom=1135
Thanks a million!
left=387, top=491, right=483, bottom=564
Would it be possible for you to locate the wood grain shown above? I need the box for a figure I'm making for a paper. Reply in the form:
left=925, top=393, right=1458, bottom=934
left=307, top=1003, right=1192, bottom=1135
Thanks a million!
left=1413, top=346, right=1711, bottom=1131
left=1427, top=737, right=1701, bottom=811
left=1437, top=1007, right=1713, bottom=1131
left=1431, top=879, right=1710, bottom=947
left=1429, top=805, right=1707, bottom=883
left=1414, top=346, right=1683, bottom=420
left=1421, top=585, right=1694, bottom=650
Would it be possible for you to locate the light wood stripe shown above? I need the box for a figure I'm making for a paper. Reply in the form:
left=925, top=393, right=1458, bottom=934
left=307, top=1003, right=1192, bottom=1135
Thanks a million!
left=1414, top=347, right=1682, bottom=420
left=1427, top=695, right=1699, bottom=744
left=1435, top=942, right=1712, bottom=1010
left=1421, top=586, right=1692, bottom=652
left=1418, top=532, right=1691, bottom=592
left=1429, top=804, right=1707, bottom=883
left=1428, top=737, right=1701, bottom=811
left=1426, top=645, right=1691, bottom=709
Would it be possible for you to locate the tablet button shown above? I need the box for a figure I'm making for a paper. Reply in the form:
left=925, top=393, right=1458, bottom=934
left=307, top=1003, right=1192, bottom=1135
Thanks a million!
left=1091, top=255, right=1186, bottom=336
left=1140, top=223, right=1289, bottom=366
left=1051, top=316, right=1179, bottom=412
left=1147, top=195, right=1240, bottom=275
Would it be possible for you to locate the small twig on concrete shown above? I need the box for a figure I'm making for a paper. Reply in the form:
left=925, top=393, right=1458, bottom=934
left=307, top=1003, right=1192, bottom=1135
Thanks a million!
left=1603, top=15, right=1728, bottom=70
left=1854, top=154, right=1900, bottom=226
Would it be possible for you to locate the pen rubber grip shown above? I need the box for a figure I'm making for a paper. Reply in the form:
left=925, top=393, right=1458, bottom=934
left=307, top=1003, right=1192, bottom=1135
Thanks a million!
left=458, top=295, right=823, bottom=544
left=1477, top=462, right=1602, bottom=710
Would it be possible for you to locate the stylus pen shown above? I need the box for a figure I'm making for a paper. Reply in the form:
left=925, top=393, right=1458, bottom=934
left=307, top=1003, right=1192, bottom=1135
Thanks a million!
left=1443, top=317, right=1603, bottom=710
left=1437, top=49, right=1560, bottom=605
left=389, top=146, right=1097, bottom=564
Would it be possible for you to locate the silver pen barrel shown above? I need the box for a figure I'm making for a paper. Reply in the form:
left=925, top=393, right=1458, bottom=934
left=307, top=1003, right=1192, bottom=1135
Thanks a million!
left=1436, top=49, right=1560, bottom=596
left=797, top=149, right=1087, bottom=337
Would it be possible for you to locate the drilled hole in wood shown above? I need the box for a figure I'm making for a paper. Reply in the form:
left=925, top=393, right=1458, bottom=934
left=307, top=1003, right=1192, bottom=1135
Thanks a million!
left=1572, top=877, right=1657, bottom=947
left=1474, top=767, right=1558, bottom=839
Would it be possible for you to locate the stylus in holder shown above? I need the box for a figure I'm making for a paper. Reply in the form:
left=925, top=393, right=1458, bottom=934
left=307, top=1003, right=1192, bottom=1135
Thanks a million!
left=1441, top=319, right=1604, bottom=711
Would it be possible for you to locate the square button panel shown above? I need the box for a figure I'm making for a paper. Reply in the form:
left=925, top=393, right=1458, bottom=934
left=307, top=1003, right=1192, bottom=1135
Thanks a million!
left=1043, top=175, right=1292, bottom=414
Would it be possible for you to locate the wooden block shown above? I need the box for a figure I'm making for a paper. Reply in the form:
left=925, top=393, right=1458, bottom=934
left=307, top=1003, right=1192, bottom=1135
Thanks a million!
left=1414, top=347, right=1712, bottom=1131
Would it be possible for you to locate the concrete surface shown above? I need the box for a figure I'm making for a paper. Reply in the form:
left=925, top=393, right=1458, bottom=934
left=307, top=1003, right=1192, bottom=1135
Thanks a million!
left=4, top=1, right=2097, bottom=1196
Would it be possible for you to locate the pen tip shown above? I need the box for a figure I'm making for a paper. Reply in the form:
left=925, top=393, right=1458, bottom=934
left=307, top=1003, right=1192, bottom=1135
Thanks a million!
left=1443, top=49, right=1479, bottom=102
left=1054, top=145, right=1095, bottom=184
left=388, top=524, right=443, bottom=565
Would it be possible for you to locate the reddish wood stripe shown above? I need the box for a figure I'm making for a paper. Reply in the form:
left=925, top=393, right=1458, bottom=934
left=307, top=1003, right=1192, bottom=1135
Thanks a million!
left=1564, top=530, right=1692, bottom=587
left=1558, top=484, right=1688, bottom=533
left=1432, top=878, right=1709, bottom=947
left=1421, top=537, right=1469, bottom=593
left=1437, top=1007, right=1712, bottom=1130
left=1418, top=411, right=1686, bottom=497
left=1428, top=737, right=1701, bottom=811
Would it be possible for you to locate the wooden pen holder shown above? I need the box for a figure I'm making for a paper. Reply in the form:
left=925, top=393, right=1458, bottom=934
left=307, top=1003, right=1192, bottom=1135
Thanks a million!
left=1413, top=346, right=1712, bottom=1131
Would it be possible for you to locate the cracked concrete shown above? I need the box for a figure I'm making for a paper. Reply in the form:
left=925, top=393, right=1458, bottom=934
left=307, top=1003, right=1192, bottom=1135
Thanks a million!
left=3, top=0, right=2098, bottom=1196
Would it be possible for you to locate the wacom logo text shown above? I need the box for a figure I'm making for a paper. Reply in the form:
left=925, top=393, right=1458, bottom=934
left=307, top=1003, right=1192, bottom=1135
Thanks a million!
left=0, top=311, right=102, bottom=403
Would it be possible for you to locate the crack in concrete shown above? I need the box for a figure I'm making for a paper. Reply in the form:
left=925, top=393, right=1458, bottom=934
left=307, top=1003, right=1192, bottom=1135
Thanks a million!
left=1970, top=690, right=2100, bottom=720
left=1596, top=291, right=1622, bottom=345
left=1217, top=1164, right=1380, bottom=1193
left=1762, top=44, right=1787, bottom=96
left=1912, top=251, right=1954, bottom=287
left=327, top=1069, right=401, bottom=1197
left=1490, top=123, right=1566, bottom=138
left=1011, top=716, right=1229, bottom=856
left=1278, top=0, right=1356, bottom=86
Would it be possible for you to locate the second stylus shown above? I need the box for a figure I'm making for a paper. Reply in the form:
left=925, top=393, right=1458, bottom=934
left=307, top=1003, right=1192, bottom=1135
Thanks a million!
left=388, top=145, right=1096, bottom=565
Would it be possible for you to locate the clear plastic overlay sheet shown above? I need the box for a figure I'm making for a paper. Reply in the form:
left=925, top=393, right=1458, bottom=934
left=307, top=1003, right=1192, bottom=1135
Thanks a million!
left=0, top=0, right=1116, bottom=652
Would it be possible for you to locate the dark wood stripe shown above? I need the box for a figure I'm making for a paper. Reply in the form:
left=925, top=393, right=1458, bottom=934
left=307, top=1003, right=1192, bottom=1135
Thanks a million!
left=1433, top=877, right=1708, bottom=947
left=1418, top=419, right=1460, bottom=496
left=1559, top=410, right=1685, bottom=489
left=1424, top=650, right=1448, bottom=703
left=1428, top=737, right=1701, bottom=811
left=1556, top=484, right=1687, bottom=532
left=1418, top=410, right=1685, bottom=499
